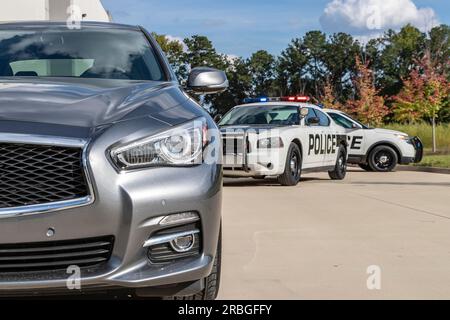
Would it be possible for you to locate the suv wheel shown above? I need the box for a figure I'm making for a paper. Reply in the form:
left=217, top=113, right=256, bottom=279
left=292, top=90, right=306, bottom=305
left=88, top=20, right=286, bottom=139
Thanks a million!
left=166, top=226, right=222, bottom=300
left=368, top=146, right=398, bottom=172
left=278, top=143, right=302, bottom=186
left=328, top=146, right=347, bottom=180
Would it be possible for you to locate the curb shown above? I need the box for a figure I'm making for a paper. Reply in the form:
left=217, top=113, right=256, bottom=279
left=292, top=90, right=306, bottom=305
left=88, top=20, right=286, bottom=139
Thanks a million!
left=397, top=165, right=450, bottom=175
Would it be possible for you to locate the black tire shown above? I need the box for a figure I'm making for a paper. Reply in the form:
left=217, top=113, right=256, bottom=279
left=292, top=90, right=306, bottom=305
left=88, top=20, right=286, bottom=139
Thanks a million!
left=328, top=145, right=347, bottom=180
left=277, top=143, right=302, bottom=186
left=368, top=146, right=398, bottom=172
left=359, top=163, right=373, bottom=171
left=166, top=226, right=222, bottom=300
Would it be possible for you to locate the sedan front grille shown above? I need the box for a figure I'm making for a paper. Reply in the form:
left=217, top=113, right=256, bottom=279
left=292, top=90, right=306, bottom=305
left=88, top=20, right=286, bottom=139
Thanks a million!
left=0, top=236, right=114, bottom=272
left=0, top=143, right=89, bottom=208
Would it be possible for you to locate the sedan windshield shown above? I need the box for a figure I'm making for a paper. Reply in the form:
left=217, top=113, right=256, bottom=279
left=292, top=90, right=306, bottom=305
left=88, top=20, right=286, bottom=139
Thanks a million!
left=0, top=28, right=165, bottom=81
left=220, top=105, right=300, bottom=126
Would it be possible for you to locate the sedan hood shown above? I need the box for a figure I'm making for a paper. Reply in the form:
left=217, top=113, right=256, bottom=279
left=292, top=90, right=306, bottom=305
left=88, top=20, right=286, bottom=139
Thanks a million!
left=373, top=128, right=408, bottom=136
left=0, top=77, right=188, bottom=138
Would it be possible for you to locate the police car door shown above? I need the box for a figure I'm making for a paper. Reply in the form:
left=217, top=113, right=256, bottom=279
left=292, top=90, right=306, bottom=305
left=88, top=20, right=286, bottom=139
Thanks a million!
left=302, top=107, right=326, bottom=167
left=328, top=112, right=366, bottom=158
left=314, top=109, right=337, bottom=165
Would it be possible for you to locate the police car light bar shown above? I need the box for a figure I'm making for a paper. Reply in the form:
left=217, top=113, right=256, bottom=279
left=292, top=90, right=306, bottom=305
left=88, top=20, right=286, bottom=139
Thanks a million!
left=243, top=96, right=311, bottom=104
left=281, top=96, right=311, bottom=102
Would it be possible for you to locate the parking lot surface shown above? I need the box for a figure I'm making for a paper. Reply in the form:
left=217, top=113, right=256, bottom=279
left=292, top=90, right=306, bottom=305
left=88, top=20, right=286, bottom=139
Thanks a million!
left=219, top=168, right=450, bottom=299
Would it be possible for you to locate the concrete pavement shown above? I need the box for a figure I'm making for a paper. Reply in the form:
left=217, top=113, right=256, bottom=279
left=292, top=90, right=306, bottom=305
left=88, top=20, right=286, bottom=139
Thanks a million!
left=219, top=169, right=450, bottom=299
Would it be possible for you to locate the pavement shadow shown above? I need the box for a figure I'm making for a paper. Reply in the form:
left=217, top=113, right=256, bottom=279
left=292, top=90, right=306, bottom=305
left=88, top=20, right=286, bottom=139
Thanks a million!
left=350, top=181, right=450, bottom=187
left=223, top=177, right=325, bottom=187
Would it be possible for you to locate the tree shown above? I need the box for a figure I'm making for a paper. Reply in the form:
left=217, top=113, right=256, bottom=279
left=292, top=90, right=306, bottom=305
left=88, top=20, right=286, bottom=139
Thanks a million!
left=184, top=35, right=226, bottom=70
left=152, top=33, right=187, bottom=83
left=416, top=51, right=450, bottom=152
left=392, top=69, right=425, bottom=123
left=377, top=25, right=427, bottom=96
left=428, top=25, right=450, bottom=77
left=347, top=56, right=389, bottom=126
left=319, top=77, right=344, bottom=110
left=323, top=33, right=361, bottom=101
left=275, top=38, right=308, bottom=96
left=247, top=50, right=275, bottom=96
left=209, top=57, right=252, bottom=116
left=393, top=50, right=449, bottom=151
left=303, top=31, right=327, bottom=98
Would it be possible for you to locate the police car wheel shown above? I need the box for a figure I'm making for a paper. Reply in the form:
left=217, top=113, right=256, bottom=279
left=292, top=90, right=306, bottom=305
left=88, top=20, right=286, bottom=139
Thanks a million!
left=278, top=143, right=302, bottom=186
left=368, top=146, right=398, bottom=172
left=359, top=163, right=373, bottom=171
left=328, top=146, right=347, bottom=180
left=164, top=225, right=222, bottom=301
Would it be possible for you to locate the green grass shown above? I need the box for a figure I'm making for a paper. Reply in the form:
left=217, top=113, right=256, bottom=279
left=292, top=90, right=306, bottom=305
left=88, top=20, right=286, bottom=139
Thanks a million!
left=383, top=123, right=450, bottom=154
left=415, top=154, right=450, bottom=169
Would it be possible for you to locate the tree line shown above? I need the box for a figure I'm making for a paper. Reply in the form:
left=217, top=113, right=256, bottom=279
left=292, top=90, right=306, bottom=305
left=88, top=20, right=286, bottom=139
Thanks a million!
left=153, top=24, right=450, bottom=126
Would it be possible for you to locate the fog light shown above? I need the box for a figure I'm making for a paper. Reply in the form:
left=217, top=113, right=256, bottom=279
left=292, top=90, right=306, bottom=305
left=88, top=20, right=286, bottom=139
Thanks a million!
left=170, top=234, right=196, bottom=253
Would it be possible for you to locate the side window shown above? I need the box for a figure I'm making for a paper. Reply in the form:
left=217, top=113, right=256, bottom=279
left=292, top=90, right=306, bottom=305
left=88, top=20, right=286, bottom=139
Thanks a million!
left=328, top=112, right=355, bottom=129
left=304, top=108, right=317, bottom=125
left=314, top=109, right=330, bottom=127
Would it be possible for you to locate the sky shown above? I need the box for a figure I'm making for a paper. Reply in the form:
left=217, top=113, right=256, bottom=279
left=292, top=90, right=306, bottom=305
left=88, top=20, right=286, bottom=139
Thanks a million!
left=102, top=0, right=450, bottom=58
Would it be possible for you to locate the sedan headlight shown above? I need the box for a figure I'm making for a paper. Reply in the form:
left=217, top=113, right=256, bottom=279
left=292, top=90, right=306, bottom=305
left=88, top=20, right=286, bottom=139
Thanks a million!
left=111, top=118, right=207, bottom=170
left=395, top=134, right=409, bottom=141
left=257, top=137, right=284, bottom=149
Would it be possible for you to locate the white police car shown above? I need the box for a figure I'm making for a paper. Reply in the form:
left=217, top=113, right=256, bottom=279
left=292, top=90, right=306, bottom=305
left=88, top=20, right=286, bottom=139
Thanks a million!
left=218, top=97, right=348, bottom=186
left=324, top=109, right=423, bottom=172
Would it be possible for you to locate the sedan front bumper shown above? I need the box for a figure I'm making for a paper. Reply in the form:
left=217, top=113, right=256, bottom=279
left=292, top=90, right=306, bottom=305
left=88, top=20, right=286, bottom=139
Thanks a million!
left=0, top=122, right=222, bottom=295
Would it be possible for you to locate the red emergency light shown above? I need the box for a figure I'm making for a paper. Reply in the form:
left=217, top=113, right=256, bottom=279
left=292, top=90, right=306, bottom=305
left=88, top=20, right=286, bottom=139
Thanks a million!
left=281, top=96, right=311, bottom=102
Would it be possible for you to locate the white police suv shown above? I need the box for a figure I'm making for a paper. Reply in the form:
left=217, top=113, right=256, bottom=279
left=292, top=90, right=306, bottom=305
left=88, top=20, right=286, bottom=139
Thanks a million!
left=324, top=109, right=423, bottom=172
left=218, top=97, right=348, bottom=186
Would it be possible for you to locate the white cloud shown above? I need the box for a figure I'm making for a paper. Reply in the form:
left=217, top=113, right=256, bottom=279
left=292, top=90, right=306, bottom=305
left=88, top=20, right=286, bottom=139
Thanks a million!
left=320, top=0, right=440, bottom=40
left=165, top=34, right=188, bottom=51
left=225, top=54, right=239, bottom=63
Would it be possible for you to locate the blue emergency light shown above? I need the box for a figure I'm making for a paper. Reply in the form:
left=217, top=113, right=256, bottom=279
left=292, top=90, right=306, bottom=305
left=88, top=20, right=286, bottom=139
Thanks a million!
left=243, top=97, right=270, bottom=104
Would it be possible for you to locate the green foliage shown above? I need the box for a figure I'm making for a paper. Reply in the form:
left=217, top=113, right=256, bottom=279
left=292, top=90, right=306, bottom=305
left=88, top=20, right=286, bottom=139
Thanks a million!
left=153, top=24, right=449, bottom=120
left=416, top=154, right=450, bottom=168
left=247, top=50, right=276, bottom=96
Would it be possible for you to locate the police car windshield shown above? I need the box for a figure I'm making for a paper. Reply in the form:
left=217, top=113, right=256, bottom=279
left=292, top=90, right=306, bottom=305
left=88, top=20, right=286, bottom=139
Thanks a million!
left=220, top=105, right=300, bottom=126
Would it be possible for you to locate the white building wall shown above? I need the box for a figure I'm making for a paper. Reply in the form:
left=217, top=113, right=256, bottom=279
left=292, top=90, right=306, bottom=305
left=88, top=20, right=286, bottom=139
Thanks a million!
left=0, top=0, right=111, bottom=22
left=73, top=0, right=111, bottom=22
left=0, top=0, right=47, bottom=22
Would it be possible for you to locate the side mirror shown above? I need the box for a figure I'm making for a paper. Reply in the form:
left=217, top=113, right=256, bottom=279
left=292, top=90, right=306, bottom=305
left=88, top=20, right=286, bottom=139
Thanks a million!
left=187, top=67, right=229, bottom=94
left=306, top=117, right=320, bottom=126
left=213, top=114, right=223, bottom=123
left=300, top=108, right=309, bottom=117
left=351, top=123, right=359, bottom=129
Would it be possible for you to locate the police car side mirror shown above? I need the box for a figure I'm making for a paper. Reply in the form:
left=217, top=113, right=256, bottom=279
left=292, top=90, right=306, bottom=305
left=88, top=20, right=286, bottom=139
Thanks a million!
left=306, top=117, right=320, bottom=126
left=214, top=114, right=223, bottom=123
left=351, top=123, right=359, bottom=129
left=187, top=67, right=229, bottom=95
